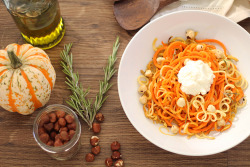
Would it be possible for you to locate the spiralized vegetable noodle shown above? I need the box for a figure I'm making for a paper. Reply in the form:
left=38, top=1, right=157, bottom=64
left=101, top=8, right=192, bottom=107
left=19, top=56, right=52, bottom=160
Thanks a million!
left=137, top=31, right=248, bottom=139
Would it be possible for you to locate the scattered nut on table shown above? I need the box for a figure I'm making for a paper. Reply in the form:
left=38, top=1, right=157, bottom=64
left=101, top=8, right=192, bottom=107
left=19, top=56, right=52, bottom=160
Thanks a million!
left=114, top=159, right=124, bottom=167
left=95, top=112, right=104, bottom=122
left=92, top=122, right=101, bottom=133
left=85, top=153, right=95, bottom=162
left=111, top=141, right=121, bottom=151
left=91, top=145, right=101, bottom=155
left=111, top=151, right=121, bottom=160
left=105, top=157, right=113, bottom=167
left=90, top=136, right=99, bottom=146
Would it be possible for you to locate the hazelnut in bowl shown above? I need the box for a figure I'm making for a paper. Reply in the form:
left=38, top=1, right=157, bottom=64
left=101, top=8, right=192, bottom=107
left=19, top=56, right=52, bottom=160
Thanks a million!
left=33, top=104, right=81, bottom=160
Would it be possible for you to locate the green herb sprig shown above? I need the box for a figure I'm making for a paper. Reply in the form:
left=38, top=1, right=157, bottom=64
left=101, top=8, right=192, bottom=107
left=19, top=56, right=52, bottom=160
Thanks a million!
left=60, top=37, right=120, bottom=128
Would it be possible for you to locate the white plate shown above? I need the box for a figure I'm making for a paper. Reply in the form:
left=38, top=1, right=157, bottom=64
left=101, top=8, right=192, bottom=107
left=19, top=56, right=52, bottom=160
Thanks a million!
left=118, top=10, right=250, bottom=156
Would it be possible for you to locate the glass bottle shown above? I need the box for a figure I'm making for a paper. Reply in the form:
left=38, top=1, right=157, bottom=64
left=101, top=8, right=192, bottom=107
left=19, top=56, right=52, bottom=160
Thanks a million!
left=2, top=0, right=65, bottom=49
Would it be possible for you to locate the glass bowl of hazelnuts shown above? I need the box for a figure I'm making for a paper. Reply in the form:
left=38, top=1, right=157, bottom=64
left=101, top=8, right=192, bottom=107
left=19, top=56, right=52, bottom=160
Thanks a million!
left=33, top=104, right=81, bottom=160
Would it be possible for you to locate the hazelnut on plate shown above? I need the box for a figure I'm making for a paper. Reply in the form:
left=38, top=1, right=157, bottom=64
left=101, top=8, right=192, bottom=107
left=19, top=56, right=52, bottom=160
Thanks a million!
left=186, top=29, right=195, bottom=39
left=138, top=84, right=147, bottom=94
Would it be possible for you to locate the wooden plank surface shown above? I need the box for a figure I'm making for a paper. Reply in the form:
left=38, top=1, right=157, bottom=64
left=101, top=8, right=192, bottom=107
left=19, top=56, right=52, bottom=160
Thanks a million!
left=0, top=0, right=249, bottom=166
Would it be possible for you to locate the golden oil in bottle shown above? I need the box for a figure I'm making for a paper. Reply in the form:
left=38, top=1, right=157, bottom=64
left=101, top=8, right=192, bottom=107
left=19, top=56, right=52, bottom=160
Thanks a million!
left=8, top=0, right=65, bottom=49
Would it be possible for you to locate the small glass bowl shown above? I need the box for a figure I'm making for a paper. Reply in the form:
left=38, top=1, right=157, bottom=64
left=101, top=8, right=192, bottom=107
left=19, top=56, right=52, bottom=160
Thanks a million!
left=33, top=104, right=81, bottom=160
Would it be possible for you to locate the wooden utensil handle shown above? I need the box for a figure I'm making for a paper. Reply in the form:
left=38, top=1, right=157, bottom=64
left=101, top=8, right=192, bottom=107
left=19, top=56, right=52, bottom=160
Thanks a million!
left=158, top=0, right=178, bottom=11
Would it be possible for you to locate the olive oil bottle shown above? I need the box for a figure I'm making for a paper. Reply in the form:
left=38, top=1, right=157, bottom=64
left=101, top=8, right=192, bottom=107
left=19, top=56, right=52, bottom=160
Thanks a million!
left=3, top=0, right=65, bottom=49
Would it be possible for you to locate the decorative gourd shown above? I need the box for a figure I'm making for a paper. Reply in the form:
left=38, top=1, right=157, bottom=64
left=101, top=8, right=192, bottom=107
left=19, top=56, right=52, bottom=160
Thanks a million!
left=0, top=44, right=56, bottom=115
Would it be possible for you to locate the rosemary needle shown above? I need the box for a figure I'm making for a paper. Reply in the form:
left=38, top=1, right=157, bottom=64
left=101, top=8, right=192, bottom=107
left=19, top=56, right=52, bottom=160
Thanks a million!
left=60, top=37, right=120, bottom=128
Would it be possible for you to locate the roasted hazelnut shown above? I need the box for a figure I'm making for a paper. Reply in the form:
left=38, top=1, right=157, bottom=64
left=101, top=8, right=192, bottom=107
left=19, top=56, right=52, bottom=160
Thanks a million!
left=139, top=95, right=147, bottom=104
left=60, top=131, right=69, bottom=141
left=111, top=141, right=120, bottom=151
left=55, top=134, right=61, bottom=140
left=46, top=140, right=54, bottom=146
left=39, top=133, right=49, bottom=144
left=92, top=122, right=101, bottom=133
left=69, top=130, right=75, bottom=139
left=186, top=29, right=195, bottom=40
left=56, top=110, right=66, bottom=118
left=85, top=153, right=95, bottom=162
left=138, top=84, right=147, bottom=94
left=105, top=158, right=113, bottom=167
left=64, top=140, right=69, bottom=145
left=54, top=139, right=63, bottom=147
left=49, top=112, right=57, bottom=123
left=54, top=121, right=60, bottom=131
left=90, top=136, right=99, bottom=146
left=50, top=131, right=57, bottom=140
left=145, top=70, right=152, bottom=78
left=67, top=122, right=76, bottom=130
left=114, top=159, right=124, bottom=167
left=60, top=127, right=68, bottom=132
left=95, top=113, right=104, bottom=122
left=111, top=151, right=121, bottom=160
left=65, top=115, right=74, bottom=124
left=91, top=145, right=101, bottom=155
left=44, top=122, right=54, bottom=132
left=58, top=118, right=66, bottom=127
left=38, top=127, right=46, bottom=135
left=39, top=114, right=50, bottom=127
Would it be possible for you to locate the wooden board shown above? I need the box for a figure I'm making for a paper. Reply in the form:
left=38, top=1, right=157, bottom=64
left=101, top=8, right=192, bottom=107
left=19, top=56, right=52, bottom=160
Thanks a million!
left=0, top=0, right=250, bottom=166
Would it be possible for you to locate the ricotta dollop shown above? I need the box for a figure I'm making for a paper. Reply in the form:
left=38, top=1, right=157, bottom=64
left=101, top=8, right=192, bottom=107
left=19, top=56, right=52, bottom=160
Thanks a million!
left=177, top=60, right=215, bottom=96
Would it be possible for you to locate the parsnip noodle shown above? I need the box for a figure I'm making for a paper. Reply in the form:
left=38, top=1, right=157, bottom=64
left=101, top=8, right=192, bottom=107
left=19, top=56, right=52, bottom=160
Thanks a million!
left=137, top=31, right=248, bottom=139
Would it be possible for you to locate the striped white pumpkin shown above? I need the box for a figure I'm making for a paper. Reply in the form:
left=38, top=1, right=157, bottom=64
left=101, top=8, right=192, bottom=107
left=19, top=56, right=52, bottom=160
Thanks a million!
left=0, top=44, right=56, bottom=115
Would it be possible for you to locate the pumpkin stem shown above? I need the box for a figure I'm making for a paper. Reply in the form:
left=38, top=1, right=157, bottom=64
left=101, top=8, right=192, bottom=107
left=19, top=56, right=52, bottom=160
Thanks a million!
left=7, top=45, right=22, bottom=69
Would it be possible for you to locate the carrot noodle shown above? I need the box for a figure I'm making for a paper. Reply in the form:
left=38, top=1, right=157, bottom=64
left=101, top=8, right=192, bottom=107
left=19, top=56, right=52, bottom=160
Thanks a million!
left=138, top=33, right=248, bottom=139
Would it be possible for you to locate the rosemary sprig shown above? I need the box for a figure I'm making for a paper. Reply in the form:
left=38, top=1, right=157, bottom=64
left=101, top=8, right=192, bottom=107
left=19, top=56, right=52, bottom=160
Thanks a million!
left=60, top=37, right=120, bottom=128
left=60, top=43, right=92, bottom=127
left=91, top=37, right=119, bottom=123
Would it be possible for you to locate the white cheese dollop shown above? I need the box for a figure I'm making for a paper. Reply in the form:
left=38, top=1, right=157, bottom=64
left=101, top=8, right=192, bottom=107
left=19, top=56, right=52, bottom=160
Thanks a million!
left=177, top=60, right=215, bottom=96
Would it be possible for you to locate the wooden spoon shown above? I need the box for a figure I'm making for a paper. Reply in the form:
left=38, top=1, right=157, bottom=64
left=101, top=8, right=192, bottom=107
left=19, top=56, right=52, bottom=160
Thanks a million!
left=114, top=0, right=177, bottom=30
